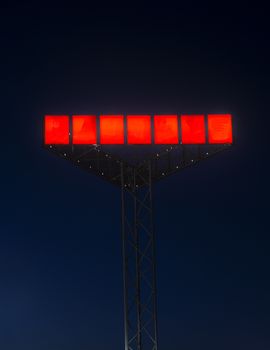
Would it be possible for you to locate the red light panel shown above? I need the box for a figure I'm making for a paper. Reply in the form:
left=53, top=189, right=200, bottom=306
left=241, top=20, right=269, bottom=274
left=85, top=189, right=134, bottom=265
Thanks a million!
left=44, top=115, right=69, bottom=144
left=100, top=115, right=124, bottom=144
left=181, top=115, right=206, bottom=144
left=208, top=114, right=233, bottom=144
left=154, top=115, right=178, bottom=144
left=127, top=115, right=151, bottom=144
left=72, top=115, right=97, bottom=144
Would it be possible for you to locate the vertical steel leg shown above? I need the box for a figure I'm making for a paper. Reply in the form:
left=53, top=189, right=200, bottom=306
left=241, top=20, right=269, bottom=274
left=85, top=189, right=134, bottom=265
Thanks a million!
left=121, top=162, right=158, bottom=350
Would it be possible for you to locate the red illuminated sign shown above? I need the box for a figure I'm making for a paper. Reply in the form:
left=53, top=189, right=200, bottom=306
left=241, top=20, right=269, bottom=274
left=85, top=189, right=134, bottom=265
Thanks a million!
left=72, top=115, right=97, bottom=144
left=44, top=115, right=69, bottom=144
left=181, top=115, right=206, bottom=144
left=127, top=115, right=151, bottom=144
left=208, top=114, right=232, bottom=144
left=154, top=115, right=178, bottom=144
left=44, top=114, right=233, bottom=145
left=100, top=115, right=124, bottom=144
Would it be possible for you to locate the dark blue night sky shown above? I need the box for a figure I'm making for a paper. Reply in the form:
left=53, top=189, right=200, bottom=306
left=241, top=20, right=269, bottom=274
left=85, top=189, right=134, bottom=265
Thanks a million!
left=1, top=3, right=270, bottom=349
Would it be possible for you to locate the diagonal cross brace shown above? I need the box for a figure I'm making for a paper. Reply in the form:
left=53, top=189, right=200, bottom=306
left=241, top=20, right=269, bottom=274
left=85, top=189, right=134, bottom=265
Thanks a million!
left=121, top=162, right=158, bottom=350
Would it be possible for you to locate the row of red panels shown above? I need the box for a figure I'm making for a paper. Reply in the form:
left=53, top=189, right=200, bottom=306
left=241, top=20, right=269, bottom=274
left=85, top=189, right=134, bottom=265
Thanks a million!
left=44, top=115, right=233, bottom=145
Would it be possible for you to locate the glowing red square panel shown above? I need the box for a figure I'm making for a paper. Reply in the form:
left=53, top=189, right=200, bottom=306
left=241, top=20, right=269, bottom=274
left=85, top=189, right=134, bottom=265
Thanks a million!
left=100, top=115, right=124, bottom=144
left=72, top=115, right=97, bottom=144
left=181, top=115, right=206, bottom=144
left=208, top=114, right=233, bottom=144
left=154, top=115, right=178, bottom=144
left=44, top=115, right=69, bottom=144
left=127, top=115, right=151, bottom=144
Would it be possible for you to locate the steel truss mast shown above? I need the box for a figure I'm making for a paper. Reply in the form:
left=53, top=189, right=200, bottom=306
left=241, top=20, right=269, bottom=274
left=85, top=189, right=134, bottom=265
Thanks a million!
left=45, top=142, right=231, bottom=350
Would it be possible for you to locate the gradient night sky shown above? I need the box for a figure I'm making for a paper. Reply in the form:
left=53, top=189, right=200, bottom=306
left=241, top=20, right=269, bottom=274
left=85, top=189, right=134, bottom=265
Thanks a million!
left=1, top=3, right=270, bottom=350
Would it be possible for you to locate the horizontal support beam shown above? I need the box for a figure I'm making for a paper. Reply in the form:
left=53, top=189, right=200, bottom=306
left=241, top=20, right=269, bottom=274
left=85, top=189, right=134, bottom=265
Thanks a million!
left=44, top=143, right=232, bottom=188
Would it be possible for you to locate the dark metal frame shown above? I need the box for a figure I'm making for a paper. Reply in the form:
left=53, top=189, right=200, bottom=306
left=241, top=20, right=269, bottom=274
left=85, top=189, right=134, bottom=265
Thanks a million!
left=44, top=142, right=232, bottom=350
left=44, top=143, right=231, bottom=188
left=121, top=161, right=158, bottom=350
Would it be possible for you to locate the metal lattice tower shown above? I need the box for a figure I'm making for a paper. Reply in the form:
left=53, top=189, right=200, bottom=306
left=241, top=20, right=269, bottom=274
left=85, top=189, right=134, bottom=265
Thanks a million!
left=121, top=162, right=158, bottom=350
left=44, top=114, right=233, bottom=350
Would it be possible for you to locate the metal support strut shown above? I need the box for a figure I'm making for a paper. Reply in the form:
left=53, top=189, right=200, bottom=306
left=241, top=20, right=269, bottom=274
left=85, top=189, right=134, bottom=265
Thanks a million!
left=121, top=161, right=158, bottom=350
